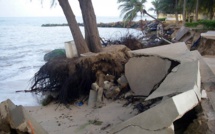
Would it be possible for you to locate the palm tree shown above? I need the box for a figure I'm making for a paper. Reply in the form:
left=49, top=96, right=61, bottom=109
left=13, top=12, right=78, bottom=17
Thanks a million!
left=47, top=0, right=102, bottom=55
left=149, top=0, right=160, bottom=19
left=194, top=0, right=199, bottom=22
left=58, top=0, right=89, bottom=55
left=183, top=0, right=186, bottom=24
left=118, top=0, right=147, bottom=24
left=200, top=0, right=215, bottom=20
left=78, top=0, right=102, bottom=53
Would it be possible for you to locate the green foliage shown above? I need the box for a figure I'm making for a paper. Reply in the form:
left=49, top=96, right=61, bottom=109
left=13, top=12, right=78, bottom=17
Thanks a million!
left=185, top=20, right=215, bottom=29
left=185, top=22, right=199, bottom=27
left=158, top=18, right=166, bottom=21
left=198, top=20, right=215, bottom=29
left=117, top=0, right=146, bottom=23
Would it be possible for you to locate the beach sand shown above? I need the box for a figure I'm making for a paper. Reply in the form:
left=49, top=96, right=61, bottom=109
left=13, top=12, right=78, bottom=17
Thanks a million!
left=25, top=99, right=138, bottom=134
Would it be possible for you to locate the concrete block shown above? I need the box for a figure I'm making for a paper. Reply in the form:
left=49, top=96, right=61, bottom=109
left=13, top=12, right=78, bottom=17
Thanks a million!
left=201, top=90, right=207, bottom=99
left=110, top=89, right=199, bottom=134
left=0, top=99, right=48, bottom=134
left=64, top=41, right=78, bottom=58
left=88, top=90, right=97, bottom=108
left=125, top=56, right=171, bottom=96
left=146, top=61, right=201, bottom=100
left=174, top=26, right=190, bottom=41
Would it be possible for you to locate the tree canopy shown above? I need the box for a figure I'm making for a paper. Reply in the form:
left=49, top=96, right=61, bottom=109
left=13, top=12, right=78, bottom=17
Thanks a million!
left=118, top=0, right=146, bottom=23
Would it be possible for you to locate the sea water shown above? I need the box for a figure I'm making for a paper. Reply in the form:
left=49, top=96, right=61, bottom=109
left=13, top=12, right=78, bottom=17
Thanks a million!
left=0, top=16, right=145, bottom=106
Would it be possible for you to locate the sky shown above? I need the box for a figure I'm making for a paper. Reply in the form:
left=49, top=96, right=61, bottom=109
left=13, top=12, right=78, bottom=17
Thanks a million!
left=0, top=0, right=153, bottom=17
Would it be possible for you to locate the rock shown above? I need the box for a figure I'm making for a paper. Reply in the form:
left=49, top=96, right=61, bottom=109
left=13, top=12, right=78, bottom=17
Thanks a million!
left=103, top=81, right=113, bottom=90
left=0, top=99, right=48, bottom=134
left=44, top=49, right=66, bottom=61
left=104, top=86, right=121, bottom=99
left=125, top=56, right=171, bottom=96
left=91, top=82, right=99, bottom=91
left=117, top=75, right=128, bottom=88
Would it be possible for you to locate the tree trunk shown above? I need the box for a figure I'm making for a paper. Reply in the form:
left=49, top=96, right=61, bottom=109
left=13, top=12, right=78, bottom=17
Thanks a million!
left=194, top=0, right=199, bottom=22
left=79, top=0, right=102, bottom=53
left=175, top=0, right=178, bottom=24
left=58, top=0, right=89, bottom=55
left=183, top=0, right=186, bottom=25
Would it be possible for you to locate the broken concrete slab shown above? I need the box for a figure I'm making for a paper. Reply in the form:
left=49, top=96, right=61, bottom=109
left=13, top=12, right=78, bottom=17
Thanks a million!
left=201, top=31, right=215, bottom=40
left=197, top=32, right=215, bottom=55
left=190, top=51, right=215, bottom=84
left=0, top=99, right=48, bottom=134
left=174, top=26, right=190, bottom=41
left=130, top=42, right=193, bottom=62
left=110, top=89, right=199, bottom=134
left=125, top=56, right=171, bottom=96
left=146, top=61, right=201, bottom=100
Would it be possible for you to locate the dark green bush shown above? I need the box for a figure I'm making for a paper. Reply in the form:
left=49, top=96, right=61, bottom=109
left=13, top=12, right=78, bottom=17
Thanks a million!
left=158, top=18, right=166, bottom=21
left=185, top=20, right=215, bottom=29
left=185, top=22, right=199, bottom=27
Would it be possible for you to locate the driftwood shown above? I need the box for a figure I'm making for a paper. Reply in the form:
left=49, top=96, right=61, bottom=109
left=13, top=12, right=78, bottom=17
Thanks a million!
left=30, top=46, right=130, bottom=104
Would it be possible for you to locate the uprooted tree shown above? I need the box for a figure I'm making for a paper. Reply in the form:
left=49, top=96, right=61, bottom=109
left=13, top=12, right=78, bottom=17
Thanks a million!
left=29, top=0, right=134, bottom=104
left=31, top=47, right=131, bottom=104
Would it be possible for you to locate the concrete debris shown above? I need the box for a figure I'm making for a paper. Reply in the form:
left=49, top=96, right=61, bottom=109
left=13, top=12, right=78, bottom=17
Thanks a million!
left=201, top=90, right=207, bottom=99
left=125, top=56, right=171, bottom=96
left=146, top=61, right=201, bottom=100
left=88, top=73, right=127, bottom=107
left=0, top=99, right=48, bottom=134
left=109, top=42, right=203, bottom=134
left=172, top=26, right=190, bottom=42
left=117, top=75, right=128, bottom=88
left=197, top=31, right=215, bottom=55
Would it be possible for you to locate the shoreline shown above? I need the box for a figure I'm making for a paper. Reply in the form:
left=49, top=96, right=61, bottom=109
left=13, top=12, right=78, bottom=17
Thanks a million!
left=41, top=20, right=150, bottom=28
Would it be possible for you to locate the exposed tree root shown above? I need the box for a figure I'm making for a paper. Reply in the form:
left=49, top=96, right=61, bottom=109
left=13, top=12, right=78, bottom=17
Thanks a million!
left=31, top=46, right=130, bottom=104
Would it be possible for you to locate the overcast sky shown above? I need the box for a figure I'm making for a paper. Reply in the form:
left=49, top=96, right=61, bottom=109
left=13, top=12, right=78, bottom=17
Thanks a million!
left=0, top=0, right=153, bottom=17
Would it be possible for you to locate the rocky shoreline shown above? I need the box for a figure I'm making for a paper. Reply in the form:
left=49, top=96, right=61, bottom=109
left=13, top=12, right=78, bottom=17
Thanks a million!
left=41, top=20, right=147, bottom=28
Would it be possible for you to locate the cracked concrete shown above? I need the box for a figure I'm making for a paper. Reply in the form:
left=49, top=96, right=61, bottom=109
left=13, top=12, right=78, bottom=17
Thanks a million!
left=125, top=56, right=172, bottom=96
left=146, top=61, right=201, bottom=100
left=109, top=42, right=203, bottom=134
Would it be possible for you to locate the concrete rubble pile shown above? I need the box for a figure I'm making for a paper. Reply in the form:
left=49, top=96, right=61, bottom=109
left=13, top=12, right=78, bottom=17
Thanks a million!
left=108, top=42, right=215, bottom=134
left=88, top=73, right=129, bottom=108
left=0, top=99, right=48, bottom=134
